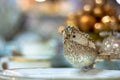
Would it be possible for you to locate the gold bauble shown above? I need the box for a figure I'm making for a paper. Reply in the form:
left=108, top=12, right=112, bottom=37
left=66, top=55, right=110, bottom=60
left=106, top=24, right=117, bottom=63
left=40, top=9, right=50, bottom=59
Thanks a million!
left=79, top=25, right=91, bottom=32
left=78, top=15, right=96, bottom=32
left=101, top=16, right=118, bottom=30
left=83, top=4, right=92, bottom=13
left=104, top=5, right=116, bottom=16
left=95, top=0, right=105, bottom=5
left=94, top=22, right=110, bottom=33
left=101, top=15, right=111, bottom=23
left=93, top=7, right=103, bottom=17
left=79, top=15, right=96, bottom=26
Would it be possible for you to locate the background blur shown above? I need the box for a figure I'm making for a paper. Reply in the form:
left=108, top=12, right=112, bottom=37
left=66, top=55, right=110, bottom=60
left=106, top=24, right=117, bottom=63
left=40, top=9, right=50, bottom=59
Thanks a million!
left=0, top=0, right=120, bottom=70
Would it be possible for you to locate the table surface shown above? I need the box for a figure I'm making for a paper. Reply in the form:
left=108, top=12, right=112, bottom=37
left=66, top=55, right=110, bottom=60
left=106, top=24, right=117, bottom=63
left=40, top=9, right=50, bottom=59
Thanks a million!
left=0, top=68, right=120, bottom=80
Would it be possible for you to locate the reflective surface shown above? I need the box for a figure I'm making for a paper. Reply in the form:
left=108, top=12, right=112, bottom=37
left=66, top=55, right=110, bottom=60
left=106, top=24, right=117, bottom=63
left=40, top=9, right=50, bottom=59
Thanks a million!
left=0, top=68, right=120, bottom=80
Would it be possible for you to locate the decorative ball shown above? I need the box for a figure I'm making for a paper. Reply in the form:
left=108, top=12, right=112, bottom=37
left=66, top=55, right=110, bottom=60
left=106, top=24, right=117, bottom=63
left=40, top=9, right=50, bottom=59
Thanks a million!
left=94, top=22, right=110, bottom=33
left=99, top=32, right=120, bottom=55
left=93, top=7, right=103, bottom=17
left=78, top=15, right=96, bottom=32
left=104, top=5, right=116, bottom=16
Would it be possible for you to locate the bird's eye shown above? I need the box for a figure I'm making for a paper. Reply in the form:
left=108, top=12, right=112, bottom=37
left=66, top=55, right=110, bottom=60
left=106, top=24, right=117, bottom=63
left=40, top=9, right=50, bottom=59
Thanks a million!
left=72, top=35, right=76, bottom=38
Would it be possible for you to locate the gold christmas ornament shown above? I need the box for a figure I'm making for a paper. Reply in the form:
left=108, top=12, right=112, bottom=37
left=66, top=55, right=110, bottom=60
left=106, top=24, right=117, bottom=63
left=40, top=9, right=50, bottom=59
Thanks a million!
left=104, top=4, right=116, bottom=16
left=93, top=6, right=103, bottom=17
left=65, top=0, right=119, bottom=34
left=83, top=4, right=92, bottom=13
left=95, top=0, right=104, bottom=5
left=102, top=16, right=111, bottom=23
left=94, top=22, right=109, bottom=33
left=78, top=15, right=96, bottom=32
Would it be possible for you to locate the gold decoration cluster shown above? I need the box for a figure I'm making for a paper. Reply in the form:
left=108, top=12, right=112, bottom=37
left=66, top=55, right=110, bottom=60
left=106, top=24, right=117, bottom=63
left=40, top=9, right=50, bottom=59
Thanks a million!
left=66, top=0, right=120, bottom=33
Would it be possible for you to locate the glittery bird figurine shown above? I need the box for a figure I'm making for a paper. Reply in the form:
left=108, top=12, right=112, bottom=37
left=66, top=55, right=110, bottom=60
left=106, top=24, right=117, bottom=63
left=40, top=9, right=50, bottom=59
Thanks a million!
left=58, top=25, right=98, bottom=71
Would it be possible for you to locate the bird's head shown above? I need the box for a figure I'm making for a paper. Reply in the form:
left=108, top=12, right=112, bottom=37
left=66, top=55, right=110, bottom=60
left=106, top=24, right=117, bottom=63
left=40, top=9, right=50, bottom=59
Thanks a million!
left=58, top=25, right=93, bottom=46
